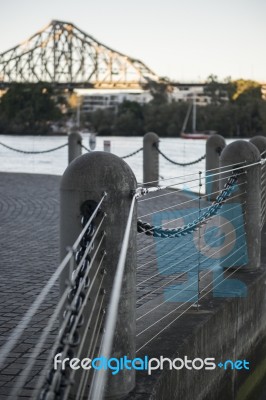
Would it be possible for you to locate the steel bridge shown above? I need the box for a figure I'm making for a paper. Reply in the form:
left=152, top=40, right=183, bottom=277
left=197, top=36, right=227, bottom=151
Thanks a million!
left=0, top=20, right=160, bottom=90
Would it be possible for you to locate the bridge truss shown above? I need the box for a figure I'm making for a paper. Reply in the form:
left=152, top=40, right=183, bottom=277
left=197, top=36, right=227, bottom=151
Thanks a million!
left=0, top=20, right=159, bottom=89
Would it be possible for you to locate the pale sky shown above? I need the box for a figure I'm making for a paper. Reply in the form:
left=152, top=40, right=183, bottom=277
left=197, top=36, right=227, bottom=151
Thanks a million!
left=1, top=0, right=265, bottom=82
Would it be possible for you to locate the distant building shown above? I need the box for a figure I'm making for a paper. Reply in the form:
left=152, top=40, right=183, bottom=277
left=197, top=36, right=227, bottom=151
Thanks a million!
left=169, top=83, right=229, bottom=105
left=74, top=81, right=266, bottom=112
left=74, top=89, right=152, bottom=113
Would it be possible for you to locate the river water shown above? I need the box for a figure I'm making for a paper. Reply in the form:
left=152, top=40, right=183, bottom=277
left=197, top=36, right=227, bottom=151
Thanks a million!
left=0, top=134, right=237, bottom=189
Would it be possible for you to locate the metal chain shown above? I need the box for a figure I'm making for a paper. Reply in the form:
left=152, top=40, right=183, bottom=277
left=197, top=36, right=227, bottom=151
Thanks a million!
left=79, top=142, right=92, bottom=152
left=39, top=203, right=104, bottom=400
left=154, top=143, right=206, bottom=166
left=81, top=142, right=143, bottom=158
left=121, top=147, right=143, bottom=159
left=137, top=173, right=238, bottom=238
left=0, top=141, right=68, bottom=154
left=79, top=143, right=143, bottom=159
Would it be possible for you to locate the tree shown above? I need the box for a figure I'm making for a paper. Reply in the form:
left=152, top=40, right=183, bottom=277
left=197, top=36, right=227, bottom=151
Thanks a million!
left=204, top=75, right=229, bottom=105
left=87, top=108, right=114, bottom=135
left=231, top=79, right=261, bottom=101
left=142, top=80, right=170, bottom=105
left=113, top=101, right=144, bottom=136
left=0, top=83, right=62, bottom=134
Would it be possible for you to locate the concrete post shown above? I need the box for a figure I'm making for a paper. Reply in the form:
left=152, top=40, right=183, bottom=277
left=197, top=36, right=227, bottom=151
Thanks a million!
left=250, top=136, right=266, bottom=158
left=143, top=132, right=159, bottom=186
left=250, top=136, right=266, bottom=227
left=60, top=152, right=137, bottom=399
left=68, top=131, right=82, bottom=164
left=205, top=134, right=226, bottom=201
left=103, top=140, right=111, bottom=152
left=220, top=140, right=261, bottom=269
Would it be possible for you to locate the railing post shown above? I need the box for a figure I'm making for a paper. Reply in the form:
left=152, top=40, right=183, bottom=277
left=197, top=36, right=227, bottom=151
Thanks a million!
left=205, top=134, right=226, bottom=200
left=68, top=131, right=82, bottom=163
left=250, top=136, right=266, bottom=227
left=60, top=152, right=137, bottom=399
left=250, top=135, right=266, bottom=158
left=220, top=140, right=261, bottom=269
left=143, top=132, right=159, bottom=186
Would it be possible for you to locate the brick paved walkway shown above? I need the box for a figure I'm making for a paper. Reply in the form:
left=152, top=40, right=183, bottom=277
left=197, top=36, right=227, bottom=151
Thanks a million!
left=0, top=173, right=60, bottom=398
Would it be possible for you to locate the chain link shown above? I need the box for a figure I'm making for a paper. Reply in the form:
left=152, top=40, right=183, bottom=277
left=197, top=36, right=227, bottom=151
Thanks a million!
left=0, top=141, right=68, bottom=154
left=80, top=143, right=143, bottom=159
left=39, top=202, right=104, bottom=399
left=121, top=147, right=143, bottom=159
left=137, top=173, right=238, bottom=238
left=79, top=142, right=92, bottom=152
left=154, top=143, right=206, bottom=166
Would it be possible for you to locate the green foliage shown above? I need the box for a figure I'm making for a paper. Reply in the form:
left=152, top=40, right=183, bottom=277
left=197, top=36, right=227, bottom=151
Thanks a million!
left=231, top=79, right=261, bottom=101
left=89, top=109, right=114, bottom=135
left=85, top=77, right=266, bottom=138
left=142, top=80, right=169, bottom=105
left=1, top=79, right=265, bottom=138
left=204, top=75, right=229, bottom=105
left=0, top=83, right=62, bottom=134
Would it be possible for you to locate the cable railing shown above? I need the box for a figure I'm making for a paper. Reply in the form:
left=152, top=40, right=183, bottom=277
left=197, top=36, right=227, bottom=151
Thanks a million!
left=1, top=134, right=266, bottom=400
left=89, top=195, right=137, bottom=400
left=136, top=251, right=246, bottom=354
left=0, top=144, right=141, bottom=400
left=260, top=149, right=266, bottom=228
left=0, top=193, right=108, bottom=400
left=136, top=154, right=262, bottom=356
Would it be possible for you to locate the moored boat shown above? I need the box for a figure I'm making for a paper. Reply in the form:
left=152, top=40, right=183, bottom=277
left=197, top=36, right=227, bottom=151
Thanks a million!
left=180, top=95, right=216, bottom=140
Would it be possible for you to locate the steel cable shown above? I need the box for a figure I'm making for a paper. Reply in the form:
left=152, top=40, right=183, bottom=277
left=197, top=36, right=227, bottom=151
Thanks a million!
left=89, top=195, right=136, bottom=400
left=136, top=241, right=247, bottom=353
left=136, top=253, right=245, bottom=354
left=0, top=193, right=107, bottom=370
left=39, top=233, right=106, bottom=399
left=137, top=221, right=246, bottom=288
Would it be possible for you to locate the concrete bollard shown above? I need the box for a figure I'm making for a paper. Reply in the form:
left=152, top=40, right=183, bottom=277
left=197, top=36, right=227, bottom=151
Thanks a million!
left=68, top=131, right=82, bottom=164
left=220, top=140, right=261, bottom=269
left=250, top=136, right=266, bottom=158
left=250, top=136, right=266, bottom=227
left=103, top=140, right=111, bottom=152
left=143, top=132, right=159, bottom=186
left=205, top=134, right=226, bottom=201
left=60, top=152, right=137, bottom=399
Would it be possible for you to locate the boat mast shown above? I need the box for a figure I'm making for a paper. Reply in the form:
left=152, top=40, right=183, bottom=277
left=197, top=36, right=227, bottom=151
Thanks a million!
left=192, top=92, right=196, bottom=133
left=181, top=102, right=192, bottom=134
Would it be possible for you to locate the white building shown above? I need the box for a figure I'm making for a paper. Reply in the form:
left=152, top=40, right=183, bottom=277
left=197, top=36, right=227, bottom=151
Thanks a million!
left=74, top=89, right=153, bottom=113
left=74, top=83, right=232, bottom=113
left=170, top=83, right=229, bottom=105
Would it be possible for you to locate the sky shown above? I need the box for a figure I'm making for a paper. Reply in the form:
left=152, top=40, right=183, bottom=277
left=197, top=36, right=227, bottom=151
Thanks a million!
left=0, top=0, right=265, bottom=83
